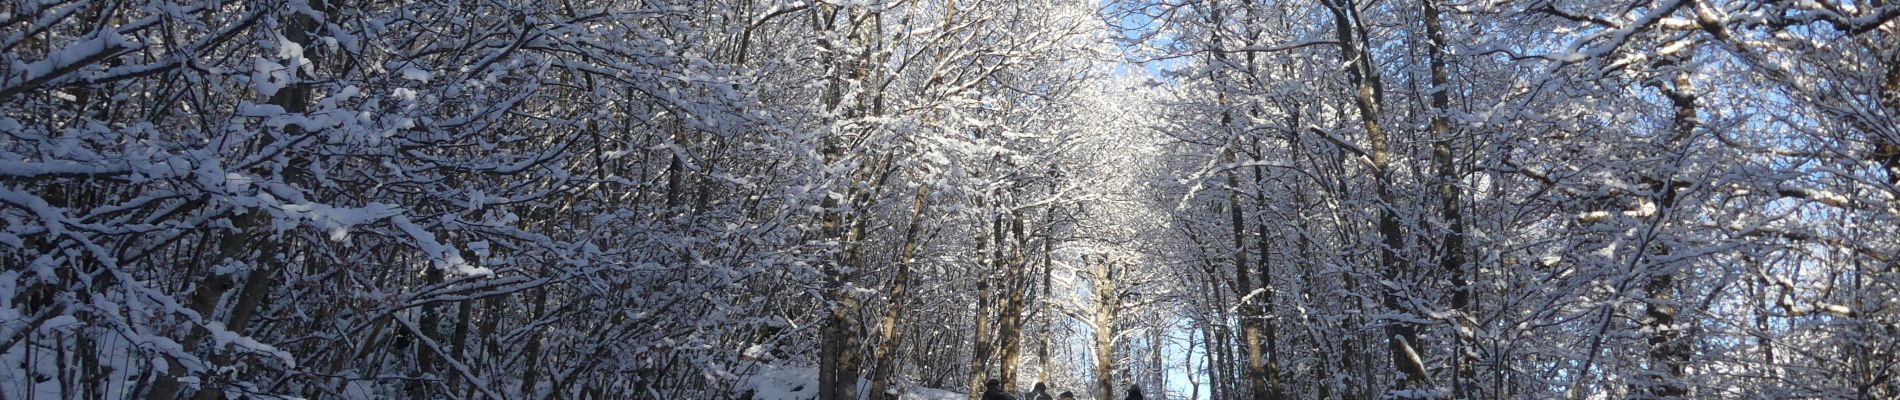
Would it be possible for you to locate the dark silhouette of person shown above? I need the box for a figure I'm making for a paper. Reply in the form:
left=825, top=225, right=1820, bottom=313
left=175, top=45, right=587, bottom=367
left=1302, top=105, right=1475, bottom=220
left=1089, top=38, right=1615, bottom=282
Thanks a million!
left=1124, top=385, right=1144, bottom=400
left=1027, top=382, right=1053, bottom=400
left=1057, top=391, right=1075, bottom=400
left=982, top=379, right=1016, bottom=400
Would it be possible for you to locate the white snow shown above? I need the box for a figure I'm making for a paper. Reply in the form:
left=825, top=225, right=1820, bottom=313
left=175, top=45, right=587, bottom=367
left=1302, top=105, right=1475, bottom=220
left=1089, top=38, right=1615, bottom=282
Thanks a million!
left=742, top=364, right=971, bottom=400
left=400, top=66, right=433, bottom=83
left=251, top=58, right=292, bottom=96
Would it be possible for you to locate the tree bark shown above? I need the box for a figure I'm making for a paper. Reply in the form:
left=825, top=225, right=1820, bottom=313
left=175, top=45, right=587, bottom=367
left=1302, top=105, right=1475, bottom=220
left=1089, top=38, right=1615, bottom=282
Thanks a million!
left=998, top=213, right=1031, bottom=389
left=1249, top=137, right=1284, bottom=400
left=151, top=2, right=328, bottom=398
left=409, top=266, right=444, bottom=399
left=517, top=287, right=549, bottom=398
left=1089, top=256, right=1120, bottom=400
left=1225, top=148, right=1270, bottom=400
left=818, top=5, right=873, bottom=400
left=1423, top=0, right=1475, bottom=397
left=1637, top=51, right=1697, bottom=399
left=967, top=209, right=998, bottom=400
left=1037, top=200, right=1056, bottom=385
left=1321, top=0, right=1430, bottom=394
left=869, top=184, right=931, bottom=400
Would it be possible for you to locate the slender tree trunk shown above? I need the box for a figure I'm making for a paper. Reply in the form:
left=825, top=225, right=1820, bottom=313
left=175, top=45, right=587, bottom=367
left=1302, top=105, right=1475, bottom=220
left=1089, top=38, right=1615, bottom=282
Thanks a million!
left=1636, top=51, right=1697, bottom=400
left=1037, top=202, right=1056, bottom=385
left=1203, top=9, right=1267, bottom=391
left=1423, top=1, right=1475, bottom=397
left=1150, top=325, right=1166, bottom=392
left=1225, top=148, right=1270, bottom=400
left=968, top=209, right=998, bottom=400
left=1201, top=255, right=1231, bottom=400
left=821, top=289, right=866, bottom=400
left=151, top=3, right=329, bottom=398
left=1187, top=325, right=1203, bottom=400
left=1249, top=137, right=1284, bottom=400
left=828, top=154, right=893, bottom=400
left=1880, top=51, right=1900, bottom=188
left=998, top=214, right=1031, bottom=389
left=818, top=6, right=875, bottom=399
left=517, top=287, right=549, bottom=398
left=1221, top=309, right=1239, bottom=397
left=440, top=242, right=478, bottom=396
left=409, top=267, right=444, bottom=398
left=1322, top=0, right=1429, bottom=394
left=1090, top=256, right=1119, bottom=400
left=870, top=185, right=931, bottom=400
left=663, top=128, right=687, bottom=211
left=1202, top=321, right=1223, bottom=400
left=1642, top=274, right=1686, bottom=398
left=447, top=288, right=474, bottom=394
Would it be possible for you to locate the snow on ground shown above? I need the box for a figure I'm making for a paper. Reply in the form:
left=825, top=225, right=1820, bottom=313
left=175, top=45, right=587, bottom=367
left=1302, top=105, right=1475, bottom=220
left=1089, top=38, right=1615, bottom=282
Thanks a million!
left=743, top=365, right=818, bottom=400
left=904, top=385, right=968, bottom=400
left=743, top=364, right=967, bottom=400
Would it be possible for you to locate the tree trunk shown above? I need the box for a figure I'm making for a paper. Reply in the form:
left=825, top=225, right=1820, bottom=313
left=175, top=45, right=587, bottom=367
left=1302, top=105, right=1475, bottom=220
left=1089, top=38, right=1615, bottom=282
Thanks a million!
left=1150, top=325, right=1166, bottom=392
left=998, top=213, right=1031, bottom=389
left=1321, top=0, right=1430, bottom=394
left=452, top=297, right=477, bottom=399
left=1225, top=149, right=1269, bottom=400
left=1880, top=51, right=1900, bottom=188
left=818, top=5, right=873, bottom=399
left=1249, top=137, right=1284, bottom=400
left=409, top=267, right=444, bottom=399
left=518, top=287, right=549, bottom=398
left=151, top=2, right=328, bottom=398
left=1423, top=1, right=1475, bottom=397
left=1202, top=321, right=1223, bottom=400
left=1637, top=52, right=1697, bottom=399
left=1037, top=202, right=1056, bottom=385
left=967, top=210, right=998, bottom=400
left=869, top=184, right=931, bottom=400
left=822, top=289, right=866, bottom=400
left=1090, top=256, right=1119, bottom=400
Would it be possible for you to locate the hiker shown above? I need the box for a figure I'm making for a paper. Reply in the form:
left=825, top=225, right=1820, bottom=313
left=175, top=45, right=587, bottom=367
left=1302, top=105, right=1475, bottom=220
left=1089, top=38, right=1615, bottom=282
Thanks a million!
left=1026, top=382, right=1053, bottom=400
left=982, top=379, right=1016, bottom=400
left=1056, top=391, right=1075, bottom=400
left=1124, top=385, right=1144, bottom=400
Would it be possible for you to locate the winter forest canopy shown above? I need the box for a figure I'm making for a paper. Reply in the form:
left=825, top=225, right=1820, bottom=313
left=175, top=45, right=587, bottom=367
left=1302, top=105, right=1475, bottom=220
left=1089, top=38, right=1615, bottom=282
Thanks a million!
left=2, top=0, right=1898, bottom=399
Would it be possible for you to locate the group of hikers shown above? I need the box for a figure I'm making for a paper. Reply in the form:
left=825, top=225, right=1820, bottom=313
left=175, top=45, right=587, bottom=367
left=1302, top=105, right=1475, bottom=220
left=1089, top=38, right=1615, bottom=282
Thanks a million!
left=979, top=379, right=1145, bottom=400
